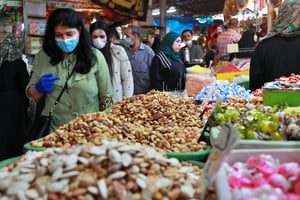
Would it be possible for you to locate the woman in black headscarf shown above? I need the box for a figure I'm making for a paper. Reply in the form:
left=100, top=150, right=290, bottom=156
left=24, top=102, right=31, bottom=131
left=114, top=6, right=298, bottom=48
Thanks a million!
left=0, top=33, right=29, bottom=161
left=250, top=0, right=300, bottom=91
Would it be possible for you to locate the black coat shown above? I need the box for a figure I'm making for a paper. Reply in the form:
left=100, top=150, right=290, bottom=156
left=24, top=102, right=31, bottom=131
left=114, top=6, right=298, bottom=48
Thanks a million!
left=150, top=53, right=186, bottom=91
left=0, top=58, right=29, bottom=161
left=250, top=35, right=300, bottom=91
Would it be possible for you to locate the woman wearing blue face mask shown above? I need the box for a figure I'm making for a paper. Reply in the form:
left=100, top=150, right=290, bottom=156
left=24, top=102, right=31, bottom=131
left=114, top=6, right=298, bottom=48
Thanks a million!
left=26, top=8, right=113, bottom=134
left=90, top=20, right=133, bottom=103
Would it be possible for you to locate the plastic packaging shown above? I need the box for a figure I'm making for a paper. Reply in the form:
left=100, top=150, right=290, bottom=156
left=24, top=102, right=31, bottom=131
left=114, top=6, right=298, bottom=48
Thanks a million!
left=185, top=74, right=216, bottom=97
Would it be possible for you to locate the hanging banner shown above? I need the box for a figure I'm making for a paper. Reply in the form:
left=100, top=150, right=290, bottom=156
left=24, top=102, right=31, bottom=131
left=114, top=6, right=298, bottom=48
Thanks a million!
left=91, top=0, right=149, bottom=21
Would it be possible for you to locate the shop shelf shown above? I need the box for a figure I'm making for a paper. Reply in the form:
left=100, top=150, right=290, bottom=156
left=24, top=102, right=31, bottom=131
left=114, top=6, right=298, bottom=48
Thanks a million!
left=215, top=149, right=300, bottom=200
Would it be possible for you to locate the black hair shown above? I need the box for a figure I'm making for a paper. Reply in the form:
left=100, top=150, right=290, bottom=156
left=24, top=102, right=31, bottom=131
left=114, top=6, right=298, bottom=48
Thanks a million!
left=182, top=29, right=193, bottom=36
left=90, top=20, right=113, bottom=78
left=43, top=8, right=96, bottom=74
left=109, top=27, right=120, bottom=40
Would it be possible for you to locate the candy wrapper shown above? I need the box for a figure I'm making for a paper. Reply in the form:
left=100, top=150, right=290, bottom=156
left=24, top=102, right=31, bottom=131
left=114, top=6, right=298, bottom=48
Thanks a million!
left=195, top=80, right=255, bottom=102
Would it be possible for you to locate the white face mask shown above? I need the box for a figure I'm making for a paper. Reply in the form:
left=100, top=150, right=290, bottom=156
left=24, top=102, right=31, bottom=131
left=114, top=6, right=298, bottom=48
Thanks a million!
left=93, top=38, right=106, bottom=49
left=184, top=40, right=192, bottom=46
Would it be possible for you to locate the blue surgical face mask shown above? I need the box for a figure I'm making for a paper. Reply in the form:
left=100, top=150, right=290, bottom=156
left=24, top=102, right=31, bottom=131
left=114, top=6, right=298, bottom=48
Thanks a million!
left=124, top=37, right=134, bottom=46
left=55, top=36, right=79, bottom=53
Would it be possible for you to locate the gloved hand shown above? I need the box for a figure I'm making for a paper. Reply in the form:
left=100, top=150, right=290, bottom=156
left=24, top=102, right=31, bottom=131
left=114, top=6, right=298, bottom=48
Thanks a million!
left=35, top=73, right=60, bottom=93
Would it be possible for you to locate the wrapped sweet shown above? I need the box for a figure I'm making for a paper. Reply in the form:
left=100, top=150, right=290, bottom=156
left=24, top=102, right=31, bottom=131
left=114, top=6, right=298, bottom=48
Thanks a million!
left=195, top=81, right=255, bottom=102
left=224, top=154, right=300, bottom=200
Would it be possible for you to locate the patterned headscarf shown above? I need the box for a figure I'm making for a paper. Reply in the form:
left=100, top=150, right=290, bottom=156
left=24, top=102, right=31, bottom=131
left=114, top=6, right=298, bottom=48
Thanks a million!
left=272, top=0, right=300, bottom=37
left=159, top=31, right=181, bottom=61
left=0, top=33, right=23, bottom=67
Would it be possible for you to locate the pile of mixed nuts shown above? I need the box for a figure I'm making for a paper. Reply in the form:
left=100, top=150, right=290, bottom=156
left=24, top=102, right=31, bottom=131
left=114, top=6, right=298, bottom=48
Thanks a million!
left=1, top=140, right=203, bottom=200
left=31, top=91, right=207, bottom=153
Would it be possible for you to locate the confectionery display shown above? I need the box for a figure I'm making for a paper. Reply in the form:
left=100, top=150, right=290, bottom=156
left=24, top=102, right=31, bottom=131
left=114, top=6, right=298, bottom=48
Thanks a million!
left=208, top=101, right=300, bottom=140
left=195, top=81, right=254, bottom=102
left=223, top=154, right=300, bottom=200
left=263, top=74, right=300, bottom=90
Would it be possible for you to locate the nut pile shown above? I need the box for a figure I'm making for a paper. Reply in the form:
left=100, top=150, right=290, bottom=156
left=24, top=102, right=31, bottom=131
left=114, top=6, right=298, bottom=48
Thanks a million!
left=1, top=140, right=203, bottom=200
left=31, top=91, right=206, bottom=153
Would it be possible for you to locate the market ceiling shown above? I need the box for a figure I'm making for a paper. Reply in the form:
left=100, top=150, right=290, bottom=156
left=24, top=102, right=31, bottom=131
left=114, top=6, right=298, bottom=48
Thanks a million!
left=152, top=0, right=226, bottom=17
left=46, top=0, right=226, bottom=23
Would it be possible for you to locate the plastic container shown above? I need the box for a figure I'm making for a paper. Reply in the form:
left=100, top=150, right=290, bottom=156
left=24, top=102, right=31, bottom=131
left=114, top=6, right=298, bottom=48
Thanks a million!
left=262, top=88, right=300, bottom=106
left=236, top=81, right=249, bottom=90
left=185, top=74, right=216, bottom=97
left=0, top=156, right=22, bottom=169
left=23, top=137, right=46, bottom=152
left=165, top=147, right=211, bottom=162
left=215, top=149, right=300, bottom=200
left=235, top=139, right=300, bottom=149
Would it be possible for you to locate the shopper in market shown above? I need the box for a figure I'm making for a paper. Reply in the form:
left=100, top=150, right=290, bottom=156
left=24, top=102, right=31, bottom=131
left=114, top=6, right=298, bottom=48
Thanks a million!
left=250, top=0, right=300, bottom=91
left=216, top=18, right=241, bottom=61
left=180, top=29, right=204, bottom=63
left=90, top=20, right=134, bottom=103
left=150, top=31, right=186, bottom=91
left=124, top=25, right=155, bottom=95
left=0, top=33, right=30, bottom=161
left=26, top=8, right=113, bottom=133
left=109, top=27, right=126, bottom=48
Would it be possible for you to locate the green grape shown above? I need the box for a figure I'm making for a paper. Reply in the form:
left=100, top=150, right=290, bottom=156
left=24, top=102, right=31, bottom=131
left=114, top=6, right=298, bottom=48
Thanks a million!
left=245, top=130, right=256, bottom=139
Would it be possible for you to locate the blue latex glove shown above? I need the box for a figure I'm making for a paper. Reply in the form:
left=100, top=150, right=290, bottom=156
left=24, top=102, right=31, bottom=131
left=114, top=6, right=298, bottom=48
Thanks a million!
left=35, top=73, right=60, bottom=93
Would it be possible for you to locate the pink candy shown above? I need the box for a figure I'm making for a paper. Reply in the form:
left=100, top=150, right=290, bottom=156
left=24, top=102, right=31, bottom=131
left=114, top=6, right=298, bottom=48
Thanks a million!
left=278, top=162, right=300, bottom=178
left=226, top=154, right=300, bottom=200
left=268, top=174, right=290, bottom=192
left=257, top=162, right=277, bottom=178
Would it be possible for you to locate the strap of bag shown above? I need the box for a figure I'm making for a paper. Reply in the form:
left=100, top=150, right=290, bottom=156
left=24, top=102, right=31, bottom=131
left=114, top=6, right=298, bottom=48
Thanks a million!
left=47, top=59, right=77, bottom=117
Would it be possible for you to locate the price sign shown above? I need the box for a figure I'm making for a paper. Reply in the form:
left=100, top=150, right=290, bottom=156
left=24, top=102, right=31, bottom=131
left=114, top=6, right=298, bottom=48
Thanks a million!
left=199, top=85, right=216, bottom=117
left=199, top=123, right=240, bottom=200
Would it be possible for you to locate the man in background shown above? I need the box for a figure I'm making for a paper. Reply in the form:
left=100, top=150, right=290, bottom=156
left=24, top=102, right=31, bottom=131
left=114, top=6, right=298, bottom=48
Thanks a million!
left=124, top=26, right=155, bottom=94
left=179, top=29, right=204, bottom=63
left=216, top=18, right=241, bottom=61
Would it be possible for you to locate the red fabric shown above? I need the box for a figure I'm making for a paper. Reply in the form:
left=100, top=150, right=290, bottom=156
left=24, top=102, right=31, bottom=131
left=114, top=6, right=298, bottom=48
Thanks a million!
left=216, top=29, right=241, bottom=58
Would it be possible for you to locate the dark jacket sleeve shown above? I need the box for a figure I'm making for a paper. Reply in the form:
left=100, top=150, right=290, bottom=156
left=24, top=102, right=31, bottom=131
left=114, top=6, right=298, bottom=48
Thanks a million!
left=250, top=43, right=264, bottom=91
left=150, top=55, right=164, bottom=91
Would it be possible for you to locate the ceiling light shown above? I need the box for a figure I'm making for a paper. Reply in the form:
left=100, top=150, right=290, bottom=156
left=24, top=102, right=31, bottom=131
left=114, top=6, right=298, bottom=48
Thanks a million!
left=152, top=6, right=177, bottom=16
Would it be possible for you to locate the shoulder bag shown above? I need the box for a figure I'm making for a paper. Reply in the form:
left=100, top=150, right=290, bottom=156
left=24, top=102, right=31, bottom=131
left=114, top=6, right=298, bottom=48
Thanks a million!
left=26, top=60, right=76, bottom=142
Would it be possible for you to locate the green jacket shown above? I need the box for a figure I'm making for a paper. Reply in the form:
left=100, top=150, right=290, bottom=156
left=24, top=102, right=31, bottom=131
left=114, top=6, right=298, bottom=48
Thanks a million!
left=27, top=48, right=112, bottom=132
